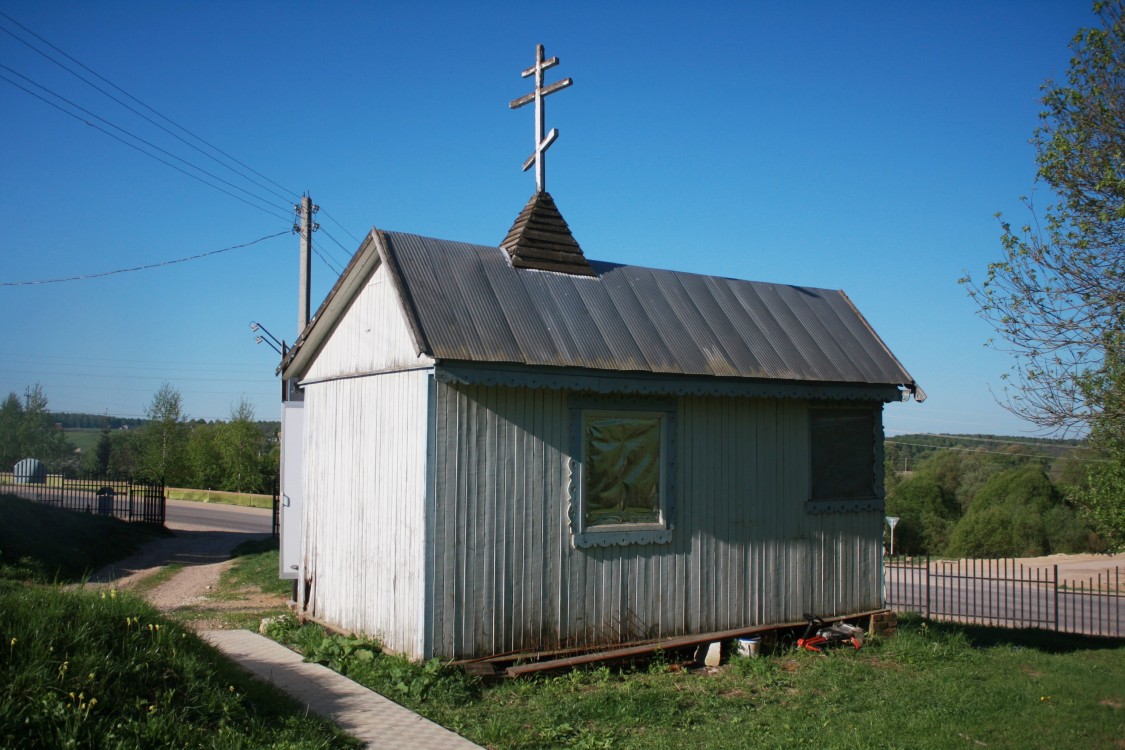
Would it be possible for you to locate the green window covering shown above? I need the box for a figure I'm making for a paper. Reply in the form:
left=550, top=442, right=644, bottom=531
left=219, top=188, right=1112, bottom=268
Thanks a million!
left=584, top=415, right=662, bottom=526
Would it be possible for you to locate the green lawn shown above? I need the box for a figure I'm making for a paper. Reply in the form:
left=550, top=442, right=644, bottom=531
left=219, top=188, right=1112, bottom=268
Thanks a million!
left=167, top=486, right=274, bottom=508
left=266, top=615, right=1125, bottom=750
left=0, top=494, right=356, bottom=748
left=6, top=492, right=1122, bottom=749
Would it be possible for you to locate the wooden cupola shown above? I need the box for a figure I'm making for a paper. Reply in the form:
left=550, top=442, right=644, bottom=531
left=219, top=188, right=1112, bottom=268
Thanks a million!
left=501, top=191, right=593, bottom=276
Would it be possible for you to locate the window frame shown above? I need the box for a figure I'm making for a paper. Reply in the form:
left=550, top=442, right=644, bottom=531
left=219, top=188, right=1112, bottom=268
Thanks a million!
left=805, top=403, right=885, bottom=514
left=567, top=396, right=676, bottom=548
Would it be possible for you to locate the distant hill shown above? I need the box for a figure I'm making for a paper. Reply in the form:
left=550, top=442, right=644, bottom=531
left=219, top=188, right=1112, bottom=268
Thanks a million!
left=884, top=433, right=1085, bottom=470
left=51, top=412, right=146, bottom=430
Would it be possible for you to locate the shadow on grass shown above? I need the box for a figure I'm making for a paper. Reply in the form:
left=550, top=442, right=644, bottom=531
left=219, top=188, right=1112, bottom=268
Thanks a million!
left=896, top=612, right=1124, bottom=654
left=85, top=528, right=275, bottom=583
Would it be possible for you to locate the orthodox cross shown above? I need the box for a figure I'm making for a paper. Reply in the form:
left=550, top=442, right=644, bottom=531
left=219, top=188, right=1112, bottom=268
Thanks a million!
left=509, top=44, right=572, bottom=193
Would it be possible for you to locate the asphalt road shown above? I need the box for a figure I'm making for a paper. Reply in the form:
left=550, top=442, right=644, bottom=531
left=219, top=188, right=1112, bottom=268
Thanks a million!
left=165, top=498, right=274, bottom=534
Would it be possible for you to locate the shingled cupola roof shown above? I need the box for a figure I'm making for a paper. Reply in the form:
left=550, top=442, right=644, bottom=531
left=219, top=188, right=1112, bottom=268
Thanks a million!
left=500, top=190, right=594, bottom=276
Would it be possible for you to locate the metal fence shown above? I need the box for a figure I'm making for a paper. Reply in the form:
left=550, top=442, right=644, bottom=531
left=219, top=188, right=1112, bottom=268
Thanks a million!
left=1, top=473, right=165, bottom=525
left=884, top=556, right=1123, bottom=638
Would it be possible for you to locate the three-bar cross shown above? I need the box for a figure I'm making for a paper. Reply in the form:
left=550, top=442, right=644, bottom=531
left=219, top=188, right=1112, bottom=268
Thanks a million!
left=509, top=44, right=572, bottom=193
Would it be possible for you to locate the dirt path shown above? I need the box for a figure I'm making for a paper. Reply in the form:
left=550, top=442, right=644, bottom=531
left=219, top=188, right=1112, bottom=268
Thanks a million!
left=88, top=515, right=285, bottom=629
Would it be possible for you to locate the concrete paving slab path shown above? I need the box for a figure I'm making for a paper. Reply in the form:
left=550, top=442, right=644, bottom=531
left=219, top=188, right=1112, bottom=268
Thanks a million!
left=201, top=629, right=483, bottom=750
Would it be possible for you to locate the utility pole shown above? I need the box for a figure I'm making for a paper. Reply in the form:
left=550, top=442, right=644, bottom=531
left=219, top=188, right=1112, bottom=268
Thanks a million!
left=295, top=196, right=319, bottom=333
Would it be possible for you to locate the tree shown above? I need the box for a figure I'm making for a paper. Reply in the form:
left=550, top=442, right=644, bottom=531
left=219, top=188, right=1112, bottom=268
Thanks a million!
left=187, top=422, right=223, bottom=490
left=885, top=477, right=959, bottom=555
left=139, top=382, right=189, bottom=485
left=0, top=393, right=23, bottom=468
left=962, top=1, right=1125, bottom=433
left=216, top=398, right=265, bottom=493
left=947, top=467, right=1088, bottom=557
left=83, top=427, right=113, bottom=475
left=1070, top=339, right=1125, bottom=548
left=0, top=385, right=75, bottom=471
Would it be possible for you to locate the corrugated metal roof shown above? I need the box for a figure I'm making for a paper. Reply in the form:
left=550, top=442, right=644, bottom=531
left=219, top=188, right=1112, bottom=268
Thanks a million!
left=380, top=230, right=919, bottom=391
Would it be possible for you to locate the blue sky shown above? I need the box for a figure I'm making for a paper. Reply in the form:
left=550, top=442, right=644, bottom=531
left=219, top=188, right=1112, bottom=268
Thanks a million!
left=0, top=1, right=1096, bottom=436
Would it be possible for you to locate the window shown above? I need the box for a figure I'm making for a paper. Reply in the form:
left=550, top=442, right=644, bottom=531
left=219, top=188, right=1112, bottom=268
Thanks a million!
left=808, top=405, right=882, bottom=512
left=568, top=398, right=675, bottom=547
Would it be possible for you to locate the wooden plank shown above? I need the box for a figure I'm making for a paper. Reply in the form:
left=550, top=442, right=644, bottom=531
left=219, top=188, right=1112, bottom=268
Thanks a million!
left=504, top=610, right=886, bottom=677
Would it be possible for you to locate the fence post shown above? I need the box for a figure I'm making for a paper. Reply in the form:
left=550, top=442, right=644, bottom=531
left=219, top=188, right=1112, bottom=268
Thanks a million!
left=924, top=555, right=930, bottom=618
left=1053, top=564, right=1059, bottom=632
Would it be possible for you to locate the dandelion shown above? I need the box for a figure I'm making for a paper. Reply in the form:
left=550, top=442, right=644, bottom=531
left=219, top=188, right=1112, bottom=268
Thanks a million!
left=109, top=589, right=117, bottom=599
left=87, top=672, right=95, bottom=681
left=99, top=591, right=106, bottom=600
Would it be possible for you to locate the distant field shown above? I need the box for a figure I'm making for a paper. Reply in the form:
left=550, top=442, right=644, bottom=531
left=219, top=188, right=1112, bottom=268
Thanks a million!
left=63, top=428, right=101, bottom=453
left=167, top=487, right=274, bottom=509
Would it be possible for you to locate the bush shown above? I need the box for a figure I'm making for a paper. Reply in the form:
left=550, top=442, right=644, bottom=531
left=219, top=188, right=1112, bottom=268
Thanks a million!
left=947, top=467, right=1088, bottom=557
left=886, top=478, right=958, bottom=554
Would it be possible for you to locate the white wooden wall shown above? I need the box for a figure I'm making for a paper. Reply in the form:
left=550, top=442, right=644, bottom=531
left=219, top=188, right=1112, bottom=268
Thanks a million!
left=298, top=258, right=435, bottom=657
left=427, top=382, right=883, bottom=659
left=302, top=370, right=431, bottom=657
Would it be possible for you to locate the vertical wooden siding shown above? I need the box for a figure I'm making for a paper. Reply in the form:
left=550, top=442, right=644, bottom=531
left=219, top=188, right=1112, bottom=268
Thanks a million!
left=429, top=383, right=883, bottom=659
left=303, top=370, right=430, bottom=657
left=304, top=261, right=431, bottom=382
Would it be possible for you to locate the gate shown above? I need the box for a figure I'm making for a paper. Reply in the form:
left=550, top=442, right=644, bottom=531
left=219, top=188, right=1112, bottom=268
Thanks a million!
left=2, top=472, right=166, bottom=526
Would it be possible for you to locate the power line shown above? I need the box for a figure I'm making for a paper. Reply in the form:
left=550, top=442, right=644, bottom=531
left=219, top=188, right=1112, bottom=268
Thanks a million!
left=312, top=244, right=343, bottom=276
left=0, top=354, right=272, bottom=371
left=0, top=10, right=298, bottom=204
left=0, top=72, right=293, bottom=223
left=0, top=64, right=291, bottom=215
left=1, top=231, right=289, bottom=286
left=318, top=206, right=362, bottom=243
left=319, top=225, right=357, bottom=263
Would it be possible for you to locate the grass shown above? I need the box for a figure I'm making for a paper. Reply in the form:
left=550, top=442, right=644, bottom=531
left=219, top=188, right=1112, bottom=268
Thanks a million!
left=167, top=487, right=274, bottom=509
left=0, top=584, right=356, bottom=748
left=63, top=428, right=101, bottom=454
left=265, top=616, right=1125, bottom=750
left=0, top=495, right=357, bottom=748
left=126, top=563, right=185, bottom=596
left=220, top=538, right=292, bottom=599
left=0, top=494, right=167, bottom=583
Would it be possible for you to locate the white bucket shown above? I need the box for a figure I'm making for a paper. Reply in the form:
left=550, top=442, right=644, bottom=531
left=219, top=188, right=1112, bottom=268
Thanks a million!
left=737, top=637, right=761, bottom=657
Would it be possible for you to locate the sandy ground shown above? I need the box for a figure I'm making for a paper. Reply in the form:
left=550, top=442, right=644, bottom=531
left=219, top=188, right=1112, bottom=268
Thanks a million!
left=88, top=510, right=286, bottom=629
left=915, top=552, right=1125, bottom=591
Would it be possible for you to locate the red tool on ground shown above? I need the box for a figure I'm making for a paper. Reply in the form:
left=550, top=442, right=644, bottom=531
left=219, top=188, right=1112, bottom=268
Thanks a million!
left=796, top=613, right=865, bottom=652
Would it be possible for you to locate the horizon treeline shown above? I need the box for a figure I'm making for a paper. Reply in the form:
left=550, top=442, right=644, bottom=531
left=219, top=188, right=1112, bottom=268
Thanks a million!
left=1, top=384, right=279, bottom=494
